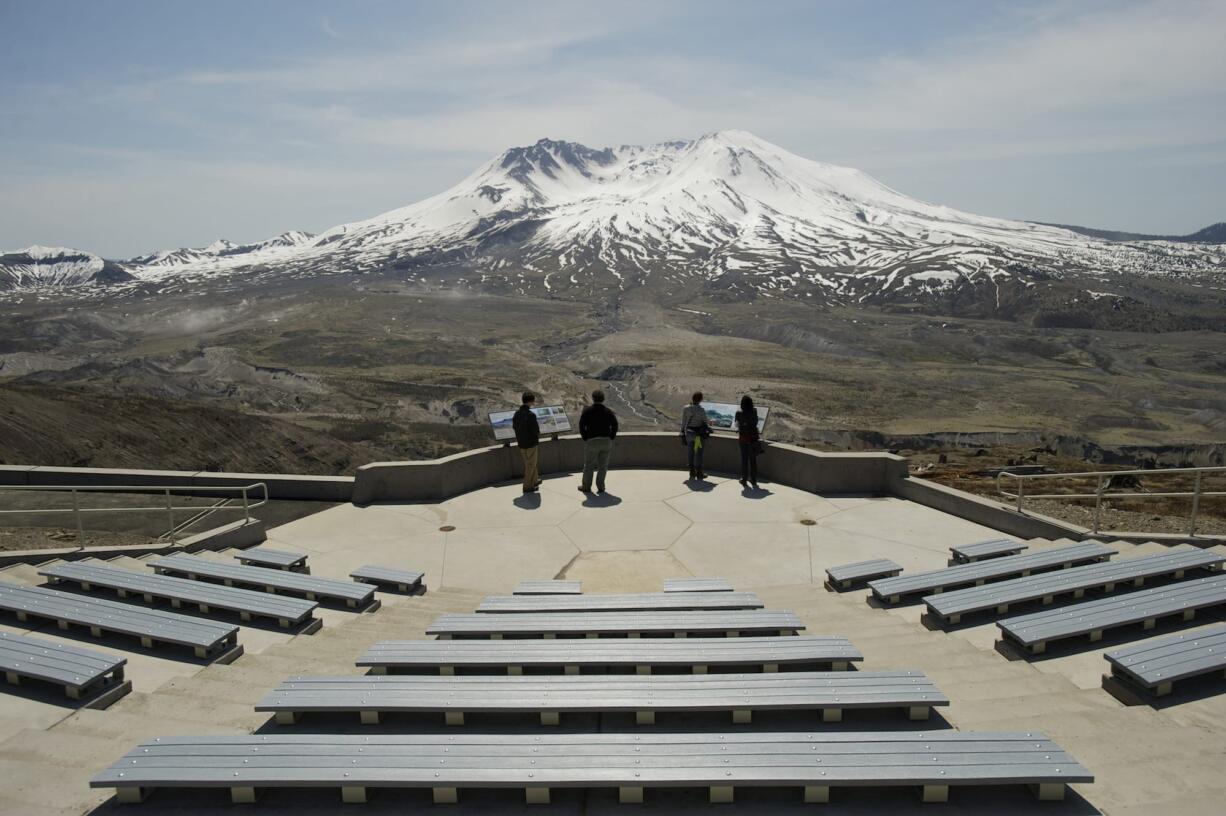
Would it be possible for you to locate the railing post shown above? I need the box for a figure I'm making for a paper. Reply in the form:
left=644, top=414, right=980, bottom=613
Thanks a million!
left=1189, top=471, right=1202, bottom=537
left=71, top=489, right=84, bottom=542
left=1016, top=476, right=1024, bottom=512
left=165, top=489, right=174, bottom=537
left=242, top=487, right=250, bottom=523
left=1093, top=475, right=1104, bottom=535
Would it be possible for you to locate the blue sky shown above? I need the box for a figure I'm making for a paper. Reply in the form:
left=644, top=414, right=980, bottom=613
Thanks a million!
left=1, top=0, right=1222, bottom=257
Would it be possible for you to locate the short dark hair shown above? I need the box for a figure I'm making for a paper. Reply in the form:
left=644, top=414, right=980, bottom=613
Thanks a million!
left=591, top=389, right=605, bottom=404
left=522, top=391, right=535, bottom=404
left=692, top=391, right=703, bottom=404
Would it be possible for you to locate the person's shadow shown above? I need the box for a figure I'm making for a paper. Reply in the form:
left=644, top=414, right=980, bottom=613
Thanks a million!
left=512, top=492, right=542, bottom=510
left=741, top=484, right=772, bottom=499
left=582, top=492, right=622, bottom=508
left=684, top=477, right=716, bottom=492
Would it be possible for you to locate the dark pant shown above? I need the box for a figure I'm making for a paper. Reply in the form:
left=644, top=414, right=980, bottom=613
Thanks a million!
left=740, top=442, right=758, bottom=483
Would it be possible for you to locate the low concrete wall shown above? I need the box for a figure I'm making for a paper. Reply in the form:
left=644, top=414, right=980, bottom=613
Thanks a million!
left=0, top=464, right=353, bottom=501
left=892, top=475, right=1090, bottom=540
left=0, top=518, right=265, bottom=567
left=353, top=432, right=908, bottom=504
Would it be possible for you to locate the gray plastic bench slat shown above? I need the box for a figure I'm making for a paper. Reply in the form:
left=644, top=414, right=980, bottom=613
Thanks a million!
left=235, top=547, right=308, bottom=571
left=514, top=580, right=581, bottom=595
left=0, top=630, right=125, bottom=692
left=91, top=732, right=1092, bottom=801
left=869, top=542, right=1116, bottom=602
left=0, top=581, right=237, bottom=654
left=998, top=573, right=1226, bottom=652
left=663, top=578, right=733, bottom=593
left=427, top=610, right=804, bottom=638
left=477, top=592, right=763, bottom=614
left=39, top=561, right=318, bottom=626
left=349, top=566, right=424, bottom=591
left=950, top=538, right=1027, bottom=563
left=926, top=547, right=1225, bottom=622
left=151, top=554, right=374, bottom=607
left=826, top=560, right=902, bottom=588
left=257, top=671, right=947, bottom=720
left=1106, top=624, right=1226, bottom=693
left=357, top=636, right=863, bottom=671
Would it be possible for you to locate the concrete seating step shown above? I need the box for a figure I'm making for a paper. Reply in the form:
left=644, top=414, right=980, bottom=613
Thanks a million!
left=475, top=591, right=764, bottom=614
left=869, top=542, right=1117, bottom=604
left=91, top=731, right=1092, bottom=805
left=149, top=554, right=375, bottom=608
left=0, top=580, right=239, bottom=659
left=1104, top=623, right=1226, bottom=697
left=926, top=547, right=1224, bottom=624
left=358, top=636, right=863, bottom=675
left=663, top=577, right=733, bottom=592
left=998, top=574, right=1226, bottom=654
left=0, top=630, right=128, bottom=702
left=514, top=580, right=581, bottom=594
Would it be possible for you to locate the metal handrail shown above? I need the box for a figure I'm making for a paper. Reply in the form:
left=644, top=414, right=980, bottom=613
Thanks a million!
left=0, top=483, right=268, bottom=542
left=997, top=466, right=1225, bottom=536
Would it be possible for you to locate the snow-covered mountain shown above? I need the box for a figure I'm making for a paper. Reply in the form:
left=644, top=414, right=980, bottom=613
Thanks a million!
left=0, top=245, right=132, bottom=289
left=5, top=132, right=1222, bottom=315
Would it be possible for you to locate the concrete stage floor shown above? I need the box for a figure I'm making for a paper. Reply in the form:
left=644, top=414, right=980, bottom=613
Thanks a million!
left=1, top=469, right=1224, bottom=814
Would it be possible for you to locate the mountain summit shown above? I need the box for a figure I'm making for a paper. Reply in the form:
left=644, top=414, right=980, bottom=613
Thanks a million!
left=4, top=132, right=1220, bottom=316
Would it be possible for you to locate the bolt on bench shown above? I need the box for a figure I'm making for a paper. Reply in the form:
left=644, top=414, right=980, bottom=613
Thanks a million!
left=358, top=635, right=863, bottom=676
left=91, top=731, right=1092, bottom=806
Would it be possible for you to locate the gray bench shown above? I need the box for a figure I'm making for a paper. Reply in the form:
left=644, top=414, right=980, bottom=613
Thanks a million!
left=358, top=636, right=863, bottom=676
left=92, top=731, right=1092, bottom=805
left=0, top=630, right=129, bottom=702
left=235, top=546, right=309, bottom=573
left=869, top=542, right=1116, bottom=603
left=926, top=547, right=1225, bottom=624
left=826, top=559, right=902, bottom=590
left=349, top=566, right=424, bottom=594
left=0, top=581, right=239, bottom=659
left=1105, top=623, right=1226, bottom=697
left=950, top=538, right=1027, bottom=564
left=427, top=610, right=805, bottom=639
left=514, top=580, right=581, bottom=595
left=39, top=560, right=319, bottom=630
left=663, top=577, right=733, bottom=592
left=998, top=573, right=1226, bottom=654
left=258, top=670, right=947, bottom=727
left=150, top=554, right=376, bottom=609
left=476, top=591, right=763, bottom=614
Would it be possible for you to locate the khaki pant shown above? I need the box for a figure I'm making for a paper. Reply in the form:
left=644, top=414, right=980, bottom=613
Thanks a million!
left=521, top=445, right=540, bottom=490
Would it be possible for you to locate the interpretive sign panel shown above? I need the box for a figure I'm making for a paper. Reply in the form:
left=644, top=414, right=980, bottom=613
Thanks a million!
left=701, top=401, right=769, bottom=434
left=489, top=405, right=572, bottom=441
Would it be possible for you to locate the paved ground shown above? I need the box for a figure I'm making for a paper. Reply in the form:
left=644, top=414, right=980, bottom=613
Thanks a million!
left=0, top=468, right=1223, bottom=814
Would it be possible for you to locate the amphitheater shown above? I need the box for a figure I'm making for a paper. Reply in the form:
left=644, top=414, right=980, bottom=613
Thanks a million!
left=1, top=433, right=1223, bottom=815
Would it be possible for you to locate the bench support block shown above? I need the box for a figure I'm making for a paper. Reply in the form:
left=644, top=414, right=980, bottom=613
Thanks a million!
left=368, top=666, right=387, bottom=676
left=693, top=665, right=707, bottom=674
left=822, top=708, right=843, bottom=723
left=360, top=710, right=380, bottom=725
left=908, top=706, right=930, bottom=721
left=922, top=784, right=949, bottom=803
left=65, top=685, right=81, bottom=700
left=275, top=711, right=299, bottom=726
left=1155, top=681, right=1173, bottom=696
left=115, top=786, right=145, bottom=804
left=1033, top=783, right=1066, bottom=801
left=732, top=709, right=752, bottom=724
left=763, top=663, right=779, bottom=673
left=1143, top=619, right=1156, bottom=630
left=636, top=665, right=651, bottom=675
left=1031, top=641, right=1047, bottom=654
left=635, top=710, right=655, bottom=725
left=432, top=787, right=458, bottom=804
left=803, top=785, right=830, bottom=804
left=438, top=665, right=454, bottom=676
left=709, top=786, right=734, bottom=804
left=540, top=711, right=560, bottom=726
left=506, top=666, right=521, bottom=676
left=619, top=786, right=644, bottom=804
left=564, top=665, right=578, bottom=675
left=3, top=672, right=18, bottom=685
left=525, top=786, right=550, bottom=805
left=1090, top=630, right=1104, bottom=641
left=231, top=786, right=258, bottom=804
left=341, top=786, right=366, bottom=804
left=1183, top=609, right=1196, bottom=621
left=445, top=711, right=465, bottom=726
left=830, top=661, right=848, bottom=671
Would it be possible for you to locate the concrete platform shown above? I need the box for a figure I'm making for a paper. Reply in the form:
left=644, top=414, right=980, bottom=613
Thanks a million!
left=1, top=468, right=1223, bottom=813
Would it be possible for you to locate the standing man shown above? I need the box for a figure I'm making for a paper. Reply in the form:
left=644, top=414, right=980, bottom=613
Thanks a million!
left=578, top=389, right=618, bottom=494
left=513, top=391, right=542, bottom=494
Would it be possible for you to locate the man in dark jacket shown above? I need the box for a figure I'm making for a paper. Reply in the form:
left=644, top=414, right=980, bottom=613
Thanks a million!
left=512, top=392, right=541, bottom=494
left=578, top=389, right=618, bottom=493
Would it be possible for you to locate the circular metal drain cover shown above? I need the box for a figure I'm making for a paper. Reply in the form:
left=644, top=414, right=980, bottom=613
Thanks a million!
left=439, top=525, right=456, bottom=532
left=799, top=519, right=817, bottom=526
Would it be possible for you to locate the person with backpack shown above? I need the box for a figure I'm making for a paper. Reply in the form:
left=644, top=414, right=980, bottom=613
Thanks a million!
left=680, top=391, right=710, bottom=480
left=578, top=389, right=618, bottom=494
left=512, top=391, right=542, bottom=494
left=735, top=394, right=762, bottom=489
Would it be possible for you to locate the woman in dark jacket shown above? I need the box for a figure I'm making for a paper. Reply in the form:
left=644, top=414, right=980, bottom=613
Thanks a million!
left=735, top=395, right=760, bottom=489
